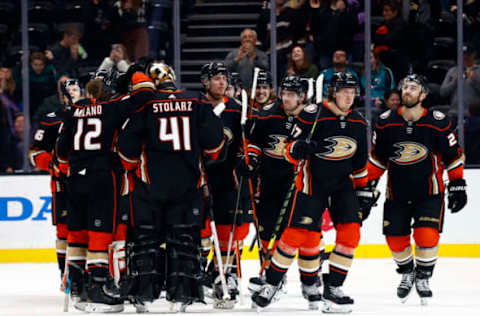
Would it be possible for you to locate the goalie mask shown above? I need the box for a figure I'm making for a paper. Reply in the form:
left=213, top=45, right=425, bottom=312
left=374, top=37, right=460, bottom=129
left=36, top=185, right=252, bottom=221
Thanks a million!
left=147, top=62, right=176, bottom=87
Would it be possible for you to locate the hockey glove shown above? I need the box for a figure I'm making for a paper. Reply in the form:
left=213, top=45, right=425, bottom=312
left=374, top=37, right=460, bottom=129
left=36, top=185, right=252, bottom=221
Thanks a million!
left=447, top=178, right=467, bottom=213
left=288, top=140, right=318, bottom=160
left=355, top=182, right=380, bottom=221
left=237, top=153, right=260, bottom=178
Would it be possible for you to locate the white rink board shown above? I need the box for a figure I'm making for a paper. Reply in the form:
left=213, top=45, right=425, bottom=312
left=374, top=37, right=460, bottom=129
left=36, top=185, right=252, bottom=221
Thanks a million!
left=1, top=170, right=480, bottom=249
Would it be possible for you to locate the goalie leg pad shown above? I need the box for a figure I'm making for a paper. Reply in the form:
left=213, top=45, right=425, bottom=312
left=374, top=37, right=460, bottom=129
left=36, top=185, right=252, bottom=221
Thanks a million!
left=124, top=227, right=165, bottom=303
left=166, top=224, right=204, bottom=304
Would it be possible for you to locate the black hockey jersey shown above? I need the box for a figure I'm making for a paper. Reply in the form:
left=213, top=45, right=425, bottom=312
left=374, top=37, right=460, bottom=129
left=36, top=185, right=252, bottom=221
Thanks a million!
left=117, top=86, right=225, bottom=200
left=248, top=100, right=300, bottom=195
left=368, top=107, right=465, bottom=201
left=203, top=96, right=243, bottom=193
left=56, top=94, right=135, bottom=174
left=29, top=111, right=64, bottom=171
left=294, top=103, right=369, bottom=194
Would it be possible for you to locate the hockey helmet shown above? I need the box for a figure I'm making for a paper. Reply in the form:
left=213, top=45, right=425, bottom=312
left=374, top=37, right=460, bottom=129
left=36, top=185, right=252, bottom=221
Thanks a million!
left=228, top=72, right=243, bottom=89
left=147, top=62, right=176, bottom=86
left=280, top=75, right=305, bottom=95
left=64, top=78, right=81, bottom=90
left=399, top=73, right=429, bottom=94
left=257, top=71, right=272, bottom=87
left=206, top=62, right=228, bottom=80
left=331, top=72, right=359, bottom=96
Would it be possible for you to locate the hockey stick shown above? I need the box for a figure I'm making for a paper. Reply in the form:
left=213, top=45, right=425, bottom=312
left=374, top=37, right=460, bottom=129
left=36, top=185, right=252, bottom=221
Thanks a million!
left=224, top=175, right=243, bottom=274
left=63, top=263, right=70, bottom=312
left=259, top=74, right=324, bottom=275
left=234, top=241, right=244, bottom=305
left=204, top=185, right=231, bottom=304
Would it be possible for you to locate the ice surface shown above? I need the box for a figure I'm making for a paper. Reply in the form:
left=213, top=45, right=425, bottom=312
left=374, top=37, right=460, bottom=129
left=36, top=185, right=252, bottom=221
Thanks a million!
left=1, top=258, right=479, bottom=315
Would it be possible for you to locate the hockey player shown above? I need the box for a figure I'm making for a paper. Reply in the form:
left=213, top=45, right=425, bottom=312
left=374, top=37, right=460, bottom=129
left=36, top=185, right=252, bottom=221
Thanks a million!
left=246, top=75, right=324, bottom=310
left=55, top=73, right=140, bottom=313
left=28, top=79, right=83, bottom=288
left=253, top=71, right=276, bottom=110
left=117, top=62, right=226, bottom=311
left=281, top=72, right=377, bottom=313
left=367, top=74, right=467, bottom=304
left=225, top=72, right=243, bottom=100
left=200, top=61, right=252, bottom=307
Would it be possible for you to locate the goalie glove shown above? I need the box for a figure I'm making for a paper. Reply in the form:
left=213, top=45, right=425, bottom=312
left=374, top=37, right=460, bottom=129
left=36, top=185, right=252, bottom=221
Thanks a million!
left=355, top=182, right=380, bottom=221
left=447, top=178, right=467, bottom=213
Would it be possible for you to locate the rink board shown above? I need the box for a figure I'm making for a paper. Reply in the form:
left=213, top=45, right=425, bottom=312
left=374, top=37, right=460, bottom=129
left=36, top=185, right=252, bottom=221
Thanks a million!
left=1, top=170, right=480, bottom=262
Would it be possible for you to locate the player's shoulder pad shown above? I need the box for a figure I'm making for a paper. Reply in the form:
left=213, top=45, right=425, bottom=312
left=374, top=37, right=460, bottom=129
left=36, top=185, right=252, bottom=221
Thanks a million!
left=304, top=103, right=319, bottom=114
left=262, top=102, right=276, bottom=111
left=427, top=110, right=451, bottom=130
left=379, top=109, right=392, bottom=120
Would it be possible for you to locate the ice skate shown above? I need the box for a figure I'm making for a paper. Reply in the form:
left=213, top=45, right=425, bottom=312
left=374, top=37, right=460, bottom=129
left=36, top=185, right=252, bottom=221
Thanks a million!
left=415, top=269, right=432, bottom=305
left=85, top=276, right=124, bottom=313
left=251, top=282, right=279, bottom=309
left=212, top=273, right=238, bottom=309
left=301, top=283, right=323, bottom=310
left=322, top=283, right=353, bottom=314
left=248, top=275, right=266, bottom=295
left=397, top=268, right=415, bottom=303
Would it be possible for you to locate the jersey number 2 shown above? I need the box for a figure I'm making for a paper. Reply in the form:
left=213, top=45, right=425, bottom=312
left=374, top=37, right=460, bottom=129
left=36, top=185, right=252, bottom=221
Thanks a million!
left=74, top=118, right=102, bottom=150
left=158, top=117, right=191, bottom=151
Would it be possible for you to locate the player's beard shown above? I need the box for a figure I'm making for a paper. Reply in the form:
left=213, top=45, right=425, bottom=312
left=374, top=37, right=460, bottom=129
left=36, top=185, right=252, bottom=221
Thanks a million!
left=403, top=94, right=420, bottom=108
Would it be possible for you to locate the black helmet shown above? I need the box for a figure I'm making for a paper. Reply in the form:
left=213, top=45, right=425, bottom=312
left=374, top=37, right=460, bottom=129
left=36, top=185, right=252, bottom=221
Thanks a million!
left=200, top=63, right=211, bottom=83
left=207, top=62, right=228, bottom=80
left=257, top=71, right=272, bottom=87
left=228, top=72, right=243, bottom=90
left=64, top=78, right=81, bottom=90
left=399, top=73, right=429, bottom=93
left=280, top=75, right=305, bottom=95
left=331, top=72, right=359, bottom=95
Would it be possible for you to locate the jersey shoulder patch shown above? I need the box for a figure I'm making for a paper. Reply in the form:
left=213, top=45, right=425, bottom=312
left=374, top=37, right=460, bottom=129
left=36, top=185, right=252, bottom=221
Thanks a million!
left=433, top=110, right=446, bottom=120
left=262, top=102, right=275, bottom=111
left=304, top=103, right=318, bottom=114
left=46, top=112, right=57, bottom=118
left=379, top=109, right=391, bottom=120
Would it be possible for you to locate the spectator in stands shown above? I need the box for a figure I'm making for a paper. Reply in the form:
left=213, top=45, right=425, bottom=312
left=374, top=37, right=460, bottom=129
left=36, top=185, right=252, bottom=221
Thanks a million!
left=46, top=23, right=87, bottom=78
left=373, top=0, right=407, bottom=81
left=285, top=45, right=319, bottom=79
left=440, top=43, right=480, bottom=115
left=112, top=0, right=149, bottom=60
left=0, top=113, right=25, bottom=172
left=320, top=49, right=359, bottom=97
left=256, top=0, right=308, bottom=79
left=0, top=67, right=21, bottom=172
left=465, top=100, right=480, bottom=164
left=0, top=67, right=20, bottom=135
left=26, top=52, right=57, bottom=121
left=225, top=28, right=269, bottom=89
left=97, top=43, right=130, bottom=74
left=33, top=75, right=70, bottom=122
left=361, top=50, right=395, bottom=107
left=384, top=89, right=401, bottom=111
left=310, top=0, right=359, bottom=70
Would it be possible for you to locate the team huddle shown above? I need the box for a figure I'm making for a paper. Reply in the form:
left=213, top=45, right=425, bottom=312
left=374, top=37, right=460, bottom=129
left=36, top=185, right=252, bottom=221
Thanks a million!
left=28, top=60, right=467, bottom=314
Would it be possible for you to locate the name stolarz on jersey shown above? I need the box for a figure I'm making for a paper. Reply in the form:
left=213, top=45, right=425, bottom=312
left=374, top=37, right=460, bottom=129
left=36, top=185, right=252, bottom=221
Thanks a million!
left=153, top=101, right=193, bottom=113
left=73, top=105, right=102, bottom=117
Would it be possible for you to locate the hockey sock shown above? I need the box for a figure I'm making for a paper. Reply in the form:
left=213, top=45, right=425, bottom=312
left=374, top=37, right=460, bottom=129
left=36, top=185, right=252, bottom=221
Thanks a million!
left=266, top=239, right=296, bottom=286
left=298, top=248, right=320, bottom=286
left=413, top=227, right=439, bottom=275
left=328, top=223, right=360, bottom=286
left=87, top=231, right=113, bottom=278
left=56, top=223, right=68, bottom=275
left=201, top=237, right=212, bottom=270
left=386, top=235, right=414, bottom=272
left=67, top=229, right=88, bottom=276
left=298, top=230, right=321, bottom=286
